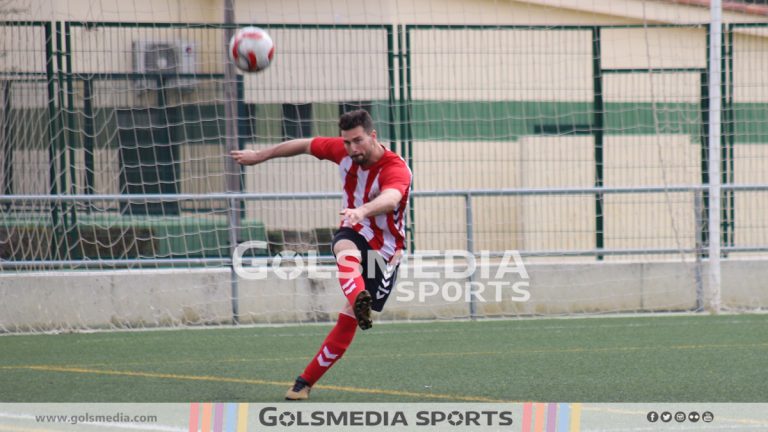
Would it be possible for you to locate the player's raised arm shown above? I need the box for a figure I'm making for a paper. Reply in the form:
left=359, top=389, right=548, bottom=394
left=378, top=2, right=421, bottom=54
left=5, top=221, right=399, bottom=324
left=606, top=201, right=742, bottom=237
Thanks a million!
left=230, top=138, right=312, bottom=166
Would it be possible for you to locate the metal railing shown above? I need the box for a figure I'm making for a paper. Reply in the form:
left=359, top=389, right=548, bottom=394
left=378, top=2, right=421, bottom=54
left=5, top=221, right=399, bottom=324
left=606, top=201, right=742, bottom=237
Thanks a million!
left=3, top=184, right=768, bottom=269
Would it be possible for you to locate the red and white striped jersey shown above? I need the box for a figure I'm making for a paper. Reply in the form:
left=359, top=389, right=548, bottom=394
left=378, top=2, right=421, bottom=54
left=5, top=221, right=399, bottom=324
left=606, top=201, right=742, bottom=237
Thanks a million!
left=311, top=137, right=412, bottom=261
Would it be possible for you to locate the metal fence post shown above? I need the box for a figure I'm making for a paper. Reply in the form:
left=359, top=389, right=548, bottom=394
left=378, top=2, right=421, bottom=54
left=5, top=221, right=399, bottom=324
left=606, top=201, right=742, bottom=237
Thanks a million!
left=224, top=1, right=241, bottom=325
left=466, top=193, right=477, bottom=319
left=694, top=189, right=705, bottom=312
left=707, top=6, right=723, bottom=314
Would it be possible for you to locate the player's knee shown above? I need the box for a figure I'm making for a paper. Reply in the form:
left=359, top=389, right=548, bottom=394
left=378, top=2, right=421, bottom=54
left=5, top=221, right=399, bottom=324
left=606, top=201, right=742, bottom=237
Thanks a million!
left=333, top=240, right=361, bottom=261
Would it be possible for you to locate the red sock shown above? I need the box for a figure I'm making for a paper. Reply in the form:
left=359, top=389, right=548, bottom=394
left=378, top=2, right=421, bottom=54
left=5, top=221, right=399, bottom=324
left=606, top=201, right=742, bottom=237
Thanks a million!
left=300, top=313, right=358, bottom=385
left=336, top=253, right=366, bottom=306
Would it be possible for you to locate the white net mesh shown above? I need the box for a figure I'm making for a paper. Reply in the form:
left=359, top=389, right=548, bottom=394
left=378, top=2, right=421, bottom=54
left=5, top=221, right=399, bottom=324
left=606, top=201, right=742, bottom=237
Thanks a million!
left=2, top=0, right=768, bottom=333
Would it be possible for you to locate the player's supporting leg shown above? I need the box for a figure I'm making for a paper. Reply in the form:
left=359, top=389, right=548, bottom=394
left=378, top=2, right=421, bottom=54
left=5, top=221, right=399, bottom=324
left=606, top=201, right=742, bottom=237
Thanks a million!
left=334, top=241, right=372, bottom=330
left=285, top=309, right=358, bottom=400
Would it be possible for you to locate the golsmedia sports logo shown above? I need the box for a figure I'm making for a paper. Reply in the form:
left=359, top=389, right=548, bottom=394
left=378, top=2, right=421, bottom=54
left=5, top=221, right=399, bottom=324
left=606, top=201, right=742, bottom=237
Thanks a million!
left=256, top=407, right=514, bottom=427
left=233, top=242, right=531, bottom=303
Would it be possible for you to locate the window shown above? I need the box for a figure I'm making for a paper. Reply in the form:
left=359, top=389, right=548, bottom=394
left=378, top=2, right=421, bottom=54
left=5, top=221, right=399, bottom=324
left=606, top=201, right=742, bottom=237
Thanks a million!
left=282, top=103, right=313, bottom=140
left=339, top=101, right=372, bottom=116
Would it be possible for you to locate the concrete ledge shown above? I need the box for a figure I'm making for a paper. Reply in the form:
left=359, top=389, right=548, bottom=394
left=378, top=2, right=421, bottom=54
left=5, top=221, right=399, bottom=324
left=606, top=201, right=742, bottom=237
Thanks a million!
left=1, top=259, right=766, bottom=331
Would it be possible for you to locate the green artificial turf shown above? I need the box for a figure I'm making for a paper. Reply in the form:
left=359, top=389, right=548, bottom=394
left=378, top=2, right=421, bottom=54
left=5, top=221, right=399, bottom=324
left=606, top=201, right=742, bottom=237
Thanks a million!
left=1, top=314, right=766, bottom=402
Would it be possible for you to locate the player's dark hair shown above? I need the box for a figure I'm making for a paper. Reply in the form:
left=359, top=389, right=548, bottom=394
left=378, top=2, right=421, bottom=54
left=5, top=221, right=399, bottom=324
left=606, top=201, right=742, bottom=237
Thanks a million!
left=339, top=109, right=374, bottom=133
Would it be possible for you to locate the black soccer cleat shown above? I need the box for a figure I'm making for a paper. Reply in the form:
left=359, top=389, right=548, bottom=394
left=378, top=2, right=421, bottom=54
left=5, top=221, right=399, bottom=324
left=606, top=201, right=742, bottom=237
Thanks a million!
left=285, top=376, right=311, bottom=400
left=354, top=290, right=373, bottom=330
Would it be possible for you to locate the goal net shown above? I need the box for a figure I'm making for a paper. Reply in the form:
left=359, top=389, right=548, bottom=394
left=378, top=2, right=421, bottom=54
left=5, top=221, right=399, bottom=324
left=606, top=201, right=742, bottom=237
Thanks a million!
left=2, top=0, right=767, bottom=333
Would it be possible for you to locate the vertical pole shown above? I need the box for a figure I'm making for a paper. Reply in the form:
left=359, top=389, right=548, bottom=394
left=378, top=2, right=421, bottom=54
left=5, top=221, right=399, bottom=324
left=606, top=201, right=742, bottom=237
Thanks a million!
left=592, top=27, right=605, bottom=261
left=726, top=26, right=735, bottom=249
left=699, top=70, right=710, bottom=254
left=386, top=25, right=398, bottom=153
left=397, top=26, right=407, bottom=174
left=236, top=74, right=247, bottom=219
left=64, top=22, right=76, bottom=224
left=45, top=22, right=60, bottom=259
left=1, top=81, right=12, bottom=200
left=466, top=193, right=477, bottom=319
left=63, top=22, right=80, bottom=258
left=224, top=0, right=241, bottom=324
left=83, top=79, right=95, bottom=200
left=45, top=23, right=56, bottom=199
left=398, top=26, right=416, bottom=252
left=405, top=26, right=416, bottom=253
left=708, top=4, right=723, bottom=314
left=55, top=22, right=68, bottom=230
left=64, top=21, right=80, bottom=238
left=694, top=190, right=704, bottom=312
left=720, top=23, right=730, bottom=251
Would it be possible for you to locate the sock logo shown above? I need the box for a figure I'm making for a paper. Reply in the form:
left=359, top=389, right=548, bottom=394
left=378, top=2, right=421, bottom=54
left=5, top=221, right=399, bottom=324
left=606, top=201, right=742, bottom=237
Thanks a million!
left=341, top=279, right=357, bottom=295
left=316, top=346, right=339, bottom=367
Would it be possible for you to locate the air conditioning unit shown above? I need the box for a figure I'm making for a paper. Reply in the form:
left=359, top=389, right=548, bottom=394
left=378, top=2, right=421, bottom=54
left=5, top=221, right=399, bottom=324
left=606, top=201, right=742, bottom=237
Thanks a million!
left=132, top=40, right=197, bottom=91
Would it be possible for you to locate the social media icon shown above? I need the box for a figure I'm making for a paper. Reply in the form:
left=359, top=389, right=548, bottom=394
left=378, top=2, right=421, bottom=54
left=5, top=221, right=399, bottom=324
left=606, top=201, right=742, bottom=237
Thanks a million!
left=689, top=411, right=700, bottom=422
left=647, top=411, right=659, bottom=423
left=702, top=411, right=714, bottom=423
left=661, top=412, right=672, bottom=423
left=675, top=411, right=686, bottom=422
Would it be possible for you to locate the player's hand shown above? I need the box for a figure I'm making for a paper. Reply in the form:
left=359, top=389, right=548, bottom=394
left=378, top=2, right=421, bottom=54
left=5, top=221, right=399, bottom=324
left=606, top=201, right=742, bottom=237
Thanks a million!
left=230, top=149, right=268, bottom=166
left=339, top=207, right=368, bottom=226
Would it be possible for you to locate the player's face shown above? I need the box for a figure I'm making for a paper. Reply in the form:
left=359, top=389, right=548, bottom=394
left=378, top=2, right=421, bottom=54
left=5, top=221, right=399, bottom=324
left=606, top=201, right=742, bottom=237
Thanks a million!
left=341, top=126, right=377, bottom=166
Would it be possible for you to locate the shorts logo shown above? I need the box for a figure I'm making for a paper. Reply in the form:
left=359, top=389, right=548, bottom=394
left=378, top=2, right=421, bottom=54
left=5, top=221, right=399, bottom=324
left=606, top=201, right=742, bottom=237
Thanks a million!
left=377, top=264, right=396, bottom=300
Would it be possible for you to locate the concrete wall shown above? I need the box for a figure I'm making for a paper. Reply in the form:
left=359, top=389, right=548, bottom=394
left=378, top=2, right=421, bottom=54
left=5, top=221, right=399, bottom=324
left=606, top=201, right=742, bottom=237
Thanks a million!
left=2, top=259, right=766, bottom=332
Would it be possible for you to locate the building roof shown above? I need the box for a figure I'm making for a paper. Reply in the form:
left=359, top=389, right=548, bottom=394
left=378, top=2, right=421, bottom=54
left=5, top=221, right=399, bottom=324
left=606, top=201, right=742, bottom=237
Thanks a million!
left=516, top=0, right=768, bottom=23
left=665, top=0, right=768, bottom=16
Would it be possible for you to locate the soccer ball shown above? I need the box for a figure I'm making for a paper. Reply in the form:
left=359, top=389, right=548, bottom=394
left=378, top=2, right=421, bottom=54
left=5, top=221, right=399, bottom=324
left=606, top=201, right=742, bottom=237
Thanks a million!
left=228, top=26, right=275, bottom=73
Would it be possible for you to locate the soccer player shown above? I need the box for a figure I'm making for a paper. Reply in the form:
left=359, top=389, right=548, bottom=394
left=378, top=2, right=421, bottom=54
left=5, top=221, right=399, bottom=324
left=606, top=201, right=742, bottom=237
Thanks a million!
left=231, top=109, right=412, bottom=400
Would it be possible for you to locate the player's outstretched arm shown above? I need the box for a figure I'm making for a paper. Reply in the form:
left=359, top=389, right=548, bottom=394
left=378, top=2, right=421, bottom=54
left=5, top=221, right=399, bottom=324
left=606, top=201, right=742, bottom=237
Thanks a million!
left=340, top=188, right=403, bottom=226
left=230, top=138, right=312, bottom=166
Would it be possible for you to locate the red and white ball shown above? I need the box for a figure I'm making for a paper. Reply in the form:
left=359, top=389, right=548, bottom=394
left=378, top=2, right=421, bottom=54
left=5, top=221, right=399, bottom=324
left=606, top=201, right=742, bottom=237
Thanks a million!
left=228, top=26, right=275, bottom=73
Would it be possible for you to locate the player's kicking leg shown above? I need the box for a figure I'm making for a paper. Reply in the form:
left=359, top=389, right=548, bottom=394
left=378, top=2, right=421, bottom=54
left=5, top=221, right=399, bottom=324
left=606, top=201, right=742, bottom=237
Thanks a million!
left=331, top=229, right=375, bottom=330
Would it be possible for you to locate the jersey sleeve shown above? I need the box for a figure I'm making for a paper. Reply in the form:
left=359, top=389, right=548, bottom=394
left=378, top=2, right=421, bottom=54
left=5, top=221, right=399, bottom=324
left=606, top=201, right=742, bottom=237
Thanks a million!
left=310, top=137, right=347, bottom=164
left=378, top=158, right=412, bottom=196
